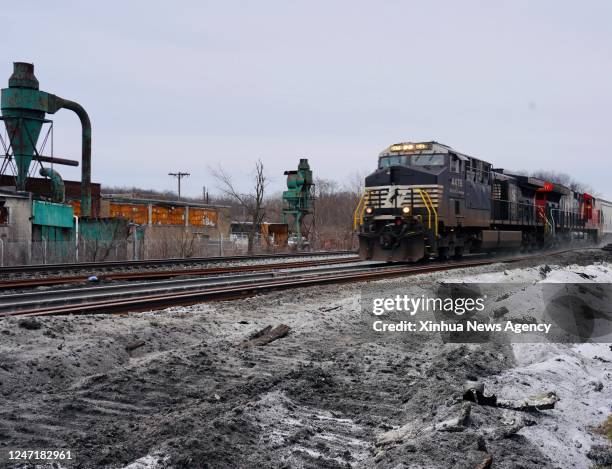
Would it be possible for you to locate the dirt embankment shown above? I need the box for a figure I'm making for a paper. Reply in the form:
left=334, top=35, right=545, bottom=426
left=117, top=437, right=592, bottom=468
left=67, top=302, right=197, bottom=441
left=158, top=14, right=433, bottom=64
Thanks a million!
left=0, top=249, right=610, bottom=468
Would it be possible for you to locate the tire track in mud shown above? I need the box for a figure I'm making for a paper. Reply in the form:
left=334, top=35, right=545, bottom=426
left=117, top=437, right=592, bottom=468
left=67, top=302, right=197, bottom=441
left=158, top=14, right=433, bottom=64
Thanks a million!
left=0, top=272, right=574, bottom=468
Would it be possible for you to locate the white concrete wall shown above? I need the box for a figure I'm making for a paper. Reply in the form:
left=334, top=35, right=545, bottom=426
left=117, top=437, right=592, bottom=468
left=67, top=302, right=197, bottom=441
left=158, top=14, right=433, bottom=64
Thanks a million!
left=0, top=193, right=32, bottom=264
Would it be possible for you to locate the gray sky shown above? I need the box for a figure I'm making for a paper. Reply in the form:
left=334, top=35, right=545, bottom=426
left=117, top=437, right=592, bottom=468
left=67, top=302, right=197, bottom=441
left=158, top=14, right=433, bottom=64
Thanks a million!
left=2, top=1, right=611, bottom=200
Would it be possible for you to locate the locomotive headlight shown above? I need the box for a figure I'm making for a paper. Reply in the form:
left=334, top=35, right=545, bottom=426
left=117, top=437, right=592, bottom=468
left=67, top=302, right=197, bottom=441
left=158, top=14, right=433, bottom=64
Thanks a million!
left=402, top=206, right=411, bottom=215
left=365, top=206, right=373, bottom=215
left=389, top=142, right=431, bottom=152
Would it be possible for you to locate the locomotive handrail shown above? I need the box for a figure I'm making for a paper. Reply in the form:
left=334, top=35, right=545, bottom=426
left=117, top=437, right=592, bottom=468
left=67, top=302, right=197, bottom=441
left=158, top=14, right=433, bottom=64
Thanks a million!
left=422, top=190, right=438, bottom=237
left=491, top=199, right=590, bottom=233
left=548, top=210, right=556, bottom=236
left=415, top=188, right=438, bottom=238
left=353, top=191, right=370, bottom=230
left=353, top=195, right=362, bottom=230
left=415, top=189, right=431, bottom=229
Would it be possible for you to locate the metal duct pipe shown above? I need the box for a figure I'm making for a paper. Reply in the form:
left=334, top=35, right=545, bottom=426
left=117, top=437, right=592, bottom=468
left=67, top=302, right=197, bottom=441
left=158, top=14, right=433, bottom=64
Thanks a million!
left=54, top=98, right=91, bottom=217
left=39, top=166, right=66, bottom=203
left=32, top=155, right=79, bottom=167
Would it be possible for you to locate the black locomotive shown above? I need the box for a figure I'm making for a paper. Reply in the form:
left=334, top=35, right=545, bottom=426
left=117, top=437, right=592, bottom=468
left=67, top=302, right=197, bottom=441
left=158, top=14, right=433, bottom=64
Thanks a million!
left=356, top=141, right=610, bottom=262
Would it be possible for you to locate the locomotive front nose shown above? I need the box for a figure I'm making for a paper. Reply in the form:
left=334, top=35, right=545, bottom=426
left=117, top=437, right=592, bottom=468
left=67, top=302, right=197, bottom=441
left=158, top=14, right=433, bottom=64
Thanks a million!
left=365, top=165, right=439, bottom=187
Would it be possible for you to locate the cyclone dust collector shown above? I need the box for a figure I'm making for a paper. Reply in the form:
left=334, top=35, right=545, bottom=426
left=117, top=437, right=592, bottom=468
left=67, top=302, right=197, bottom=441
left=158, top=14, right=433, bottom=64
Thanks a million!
left=0, top=62, right=92, bottom=216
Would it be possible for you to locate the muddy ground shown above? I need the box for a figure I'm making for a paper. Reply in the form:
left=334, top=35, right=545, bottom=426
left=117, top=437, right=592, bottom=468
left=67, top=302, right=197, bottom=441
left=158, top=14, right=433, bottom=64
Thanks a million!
left=0, top=249, right=610, bottom=469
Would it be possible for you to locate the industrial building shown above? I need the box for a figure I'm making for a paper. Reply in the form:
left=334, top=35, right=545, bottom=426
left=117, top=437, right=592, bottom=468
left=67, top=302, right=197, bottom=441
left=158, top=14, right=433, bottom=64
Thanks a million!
left=230, top=221, right=289, bottom=248
left=0, top=62, right=230, bottom=266
left=99, top=194, right=230, bottom=260
left=0, top=179, right=231, bottom=265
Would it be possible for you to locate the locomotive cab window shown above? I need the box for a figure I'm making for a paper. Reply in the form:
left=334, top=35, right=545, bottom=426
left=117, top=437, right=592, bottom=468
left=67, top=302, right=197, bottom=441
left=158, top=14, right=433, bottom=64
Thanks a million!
left=450, top=154, right=462, bottom=173
left=379, top=155, right=408, bottom=168
left=411, top=154, right=445, bottom=167
left=379, top=154, right=445, bottom=168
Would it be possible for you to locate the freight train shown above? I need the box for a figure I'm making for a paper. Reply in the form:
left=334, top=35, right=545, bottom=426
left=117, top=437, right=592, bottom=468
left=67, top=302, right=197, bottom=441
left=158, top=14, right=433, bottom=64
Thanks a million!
left=355, top=141, right=612, bottom=262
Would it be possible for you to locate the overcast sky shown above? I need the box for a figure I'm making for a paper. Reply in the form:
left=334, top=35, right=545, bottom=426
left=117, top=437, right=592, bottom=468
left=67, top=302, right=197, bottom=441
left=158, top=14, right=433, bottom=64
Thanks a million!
left=2, top=1, right=611, bottom=200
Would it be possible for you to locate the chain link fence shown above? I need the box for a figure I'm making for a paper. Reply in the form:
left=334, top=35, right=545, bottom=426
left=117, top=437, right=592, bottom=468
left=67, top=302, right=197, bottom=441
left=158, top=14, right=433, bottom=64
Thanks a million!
left=0, top=237, right=299, bottom=267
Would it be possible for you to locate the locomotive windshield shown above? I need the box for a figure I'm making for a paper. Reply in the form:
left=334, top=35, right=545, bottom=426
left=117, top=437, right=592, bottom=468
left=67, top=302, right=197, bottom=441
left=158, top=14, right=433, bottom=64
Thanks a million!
left=378, top=153, right=445, bottom=169
left=379, top=155, right=406, bottom=167
left=411, top=154, right=445, bottom=166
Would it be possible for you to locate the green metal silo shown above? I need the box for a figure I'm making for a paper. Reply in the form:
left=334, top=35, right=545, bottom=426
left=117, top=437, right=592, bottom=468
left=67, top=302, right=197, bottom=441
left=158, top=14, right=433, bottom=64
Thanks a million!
left=282, top=158, right=315, bottom=245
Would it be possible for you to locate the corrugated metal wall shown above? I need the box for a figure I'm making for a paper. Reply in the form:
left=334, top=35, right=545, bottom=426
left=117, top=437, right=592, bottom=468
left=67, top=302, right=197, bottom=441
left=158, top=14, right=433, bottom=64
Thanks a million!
left=106, top=201, right=219, bottom=227
left=109, top=203, right=149, bottom=224
left=0, top=175, right=101, bottom=217
left=32, top=200, right=74, bottom=228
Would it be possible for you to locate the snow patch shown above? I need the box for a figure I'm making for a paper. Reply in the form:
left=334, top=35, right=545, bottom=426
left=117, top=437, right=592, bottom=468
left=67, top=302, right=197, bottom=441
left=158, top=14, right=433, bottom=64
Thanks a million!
left=447, top=262, right=612, bottom=283
left=487, top=342, right=611, bottom=468
left=120, top=452, right=169, bottom=469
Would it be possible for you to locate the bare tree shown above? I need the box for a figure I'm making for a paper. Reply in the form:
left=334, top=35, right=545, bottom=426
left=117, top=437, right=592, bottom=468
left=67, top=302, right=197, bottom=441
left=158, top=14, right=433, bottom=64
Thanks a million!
left=511, top=169, right=594, bottom=194
left=344, top=170, right=368, bottom=198
left=530, top=170, right=594, bottom=194
left=308, top=177, right=359, bottom=250
left=212, top=160, right=267, bottom=254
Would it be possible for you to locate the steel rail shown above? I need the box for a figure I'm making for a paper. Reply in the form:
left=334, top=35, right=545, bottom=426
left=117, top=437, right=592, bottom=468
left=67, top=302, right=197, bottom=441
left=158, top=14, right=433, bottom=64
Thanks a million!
left=0, top=250, right=355, bottom=276
left=0, top=247, right=593, bottom=318
left=0, top=262, right=385, bottom=310
left=0, top=259, right=496, bottom=318
left=0, top=256, right=360, bottom=290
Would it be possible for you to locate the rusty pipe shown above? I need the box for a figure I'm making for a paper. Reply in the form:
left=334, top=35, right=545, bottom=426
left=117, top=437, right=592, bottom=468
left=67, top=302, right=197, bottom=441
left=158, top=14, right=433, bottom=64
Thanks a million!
left=39, top=166, right=66, bottom=203
left=32, top=155, right=79, bottom=167
left=54, top=98, right=92, bottom=217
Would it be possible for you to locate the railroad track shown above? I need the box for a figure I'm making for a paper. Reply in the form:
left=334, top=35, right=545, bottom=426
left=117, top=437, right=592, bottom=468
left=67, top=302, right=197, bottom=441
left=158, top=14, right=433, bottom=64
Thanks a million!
left=0, top=257, right=501, bottom=318
left=0, top=250, right=355, bottom=278
left=0, top=256, right=360, bottom=290
left=0, top=247, right=595, bottom=318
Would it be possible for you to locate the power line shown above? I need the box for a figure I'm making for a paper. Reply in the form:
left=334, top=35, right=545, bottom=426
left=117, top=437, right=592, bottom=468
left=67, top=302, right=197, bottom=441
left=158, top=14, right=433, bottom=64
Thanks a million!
left=168, top=172, right=190, bottom=200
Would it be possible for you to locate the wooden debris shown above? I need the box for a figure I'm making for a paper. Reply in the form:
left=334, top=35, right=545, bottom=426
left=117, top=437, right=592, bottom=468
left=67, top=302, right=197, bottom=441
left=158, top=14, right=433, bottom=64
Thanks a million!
left=497, top=391, right=559, bottom=411
left=435, top=402, right=471, bottom=432
left=125, top=340, right=146, bottom=352
left=240, top=324, right=291, bottom=347
left=463, top=381, right=558, bottom=411
left=486, top=413, right=527, bottom=440
left=463, top=381, right=497, bottom=406
left=376, top=403, right=472, bottom=446
left=376, top=420, right=424, bottom=446
left=248, top=325, right=272, bottom=340
left=475, top=455, right=493, bottom=469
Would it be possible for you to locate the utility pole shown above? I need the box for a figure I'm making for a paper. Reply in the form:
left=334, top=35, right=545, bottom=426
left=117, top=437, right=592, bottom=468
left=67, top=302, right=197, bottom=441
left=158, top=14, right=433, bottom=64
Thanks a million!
left=168, top=172, right=190, bottom=200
